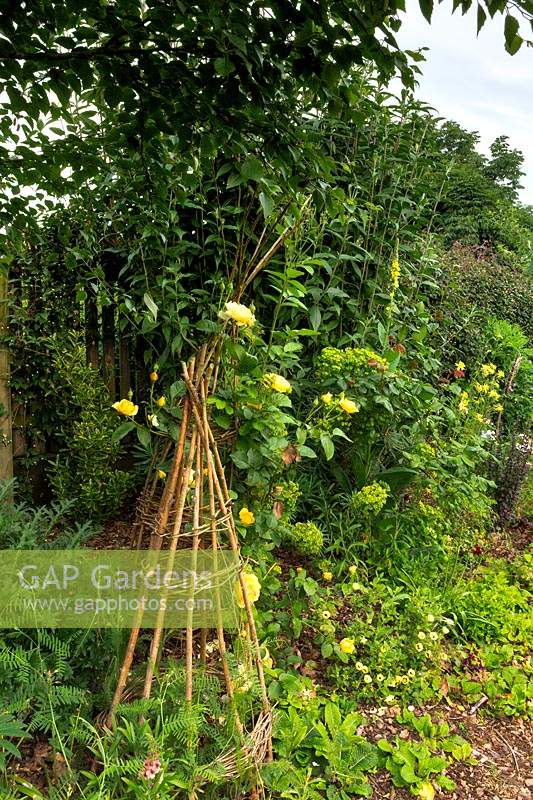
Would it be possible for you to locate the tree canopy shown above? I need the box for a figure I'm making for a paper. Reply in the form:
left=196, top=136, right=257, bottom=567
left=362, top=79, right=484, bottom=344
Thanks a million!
left=1, top=0, right=532, bottom=232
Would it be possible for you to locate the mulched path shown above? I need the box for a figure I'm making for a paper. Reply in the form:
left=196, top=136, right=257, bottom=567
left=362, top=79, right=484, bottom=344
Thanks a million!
left=363, top=703, right=532, bottom=800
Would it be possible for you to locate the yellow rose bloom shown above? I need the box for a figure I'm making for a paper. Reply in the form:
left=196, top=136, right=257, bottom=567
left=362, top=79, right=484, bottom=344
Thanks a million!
left=339, top=638, right=355, bottom=655
left=158, top=469, right=166, bottom=479
left=112, top=398, right=139, bottom=417
left=156, top=396, right=166, bottom=407
left=264, top=373, right=292, bottom=393
left=220, top=301, right=256, bottom=328
left=235, top=572, right=261, bottom=609
left=149, top=371, right=158, bottom=382
left=322, top=571, right=333, bottom=581
left=339, top=397, right=359, bottom=414
left=239, top=507, right=255, bottom=526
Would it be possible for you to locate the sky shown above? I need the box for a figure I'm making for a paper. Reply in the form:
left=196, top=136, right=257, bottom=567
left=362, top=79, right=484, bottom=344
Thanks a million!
left=396, top=1, right=533, bottom=204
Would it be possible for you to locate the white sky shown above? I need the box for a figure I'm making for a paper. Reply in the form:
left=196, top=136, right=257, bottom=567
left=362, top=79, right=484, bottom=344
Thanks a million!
left=396, top=1, right=533, bottom=204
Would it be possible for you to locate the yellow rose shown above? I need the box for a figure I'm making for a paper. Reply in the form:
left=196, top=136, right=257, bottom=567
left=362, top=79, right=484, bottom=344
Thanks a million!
left=322, top=571, right=333, bottom=581
left=156, top=396, right=166, bottom=407
left=220, top=301, right=256, bottom=328
left=418, top=782, right=435, bottom=800
left=339, top=638, right=355, bottom=655
left=112, top=398, right=139, bottom=417
left=265, top=373, right=292, bottom=394
left=158, top=469, right=166, bottom=479
left=235, top=572, right=261, bottom=609
left=339, top=397, right=359, bottom=414
left=321, top=392, right=333, bottom=404
left=149, top=371, right=158, bottom=382
left=239, top=507, right=255, bottom=526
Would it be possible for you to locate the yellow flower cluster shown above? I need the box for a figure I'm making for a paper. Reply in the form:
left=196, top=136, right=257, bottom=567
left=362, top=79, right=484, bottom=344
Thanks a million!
left=321, top=392, right=359, bottom=414
left=350, top=481, right=389, bottom=516
left=481, top=363, right=496, bottom=377
left=458, top=391, right=469, bottom=415
left=317, top=346, right=388, bottom=380
left=390, top=257, right=400, bottom=291
left=235, top=572, right=261, bottom=609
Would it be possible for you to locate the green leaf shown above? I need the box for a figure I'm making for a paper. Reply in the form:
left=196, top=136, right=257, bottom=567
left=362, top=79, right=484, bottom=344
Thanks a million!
left=309, top=305, right=321, bottom=331
left=111, top=421, right=135, bottom=442
left=136, top=427, right=152, bottom=449
left=320, top=434, right=334, bottom=461
left=143, top=292, right=158, bottom=322
left=241, top=156, right=264, bottom=181
left=399, top=764, right=417, bottom=784
left=504, top=15, right=522, bottom=53
left=377, top=321, right=387, bottom=348
left=418, top=0, right=434, bottom=22
left=259, top=190, right=274, bottom=218
left=476, top=3, right=487, bottom=32
left=214, top=56, right=235, bottom=77
left=321, top=642, right=333, bottom=658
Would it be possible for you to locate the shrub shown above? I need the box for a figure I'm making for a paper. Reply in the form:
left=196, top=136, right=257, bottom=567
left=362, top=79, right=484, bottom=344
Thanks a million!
left=46, top=334, right=135, bottom=521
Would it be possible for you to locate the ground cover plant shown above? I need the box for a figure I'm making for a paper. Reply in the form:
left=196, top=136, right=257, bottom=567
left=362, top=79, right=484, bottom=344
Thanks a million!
left=0, top=1, right=532, bottom=798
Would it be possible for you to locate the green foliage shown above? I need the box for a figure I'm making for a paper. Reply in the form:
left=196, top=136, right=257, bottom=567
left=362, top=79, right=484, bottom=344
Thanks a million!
left=46, top=335, right=135, bottom=521
left=350, top=482, right=390, bottom=517
left=285, top=522, right=324, bottom=556
left=0, top=479, right=95, bottom=549
left=0, top=713, right=28, bottom=772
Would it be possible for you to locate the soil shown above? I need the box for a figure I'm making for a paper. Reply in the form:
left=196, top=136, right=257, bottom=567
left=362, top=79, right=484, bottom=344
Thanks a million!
left=364, top=702, right=533, bottom=800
